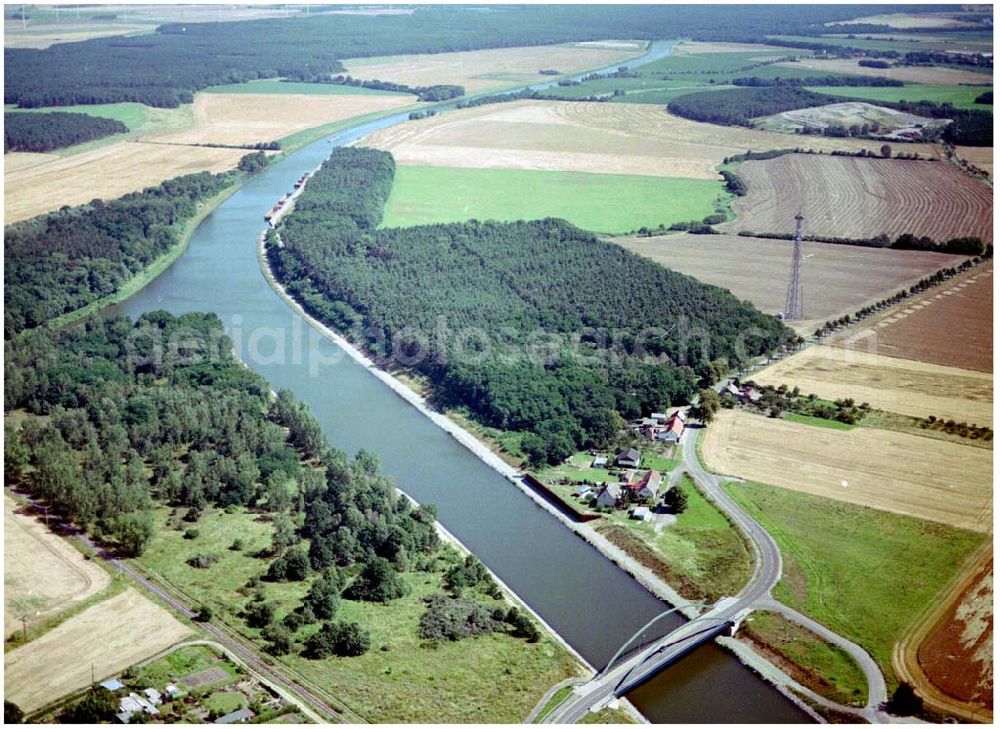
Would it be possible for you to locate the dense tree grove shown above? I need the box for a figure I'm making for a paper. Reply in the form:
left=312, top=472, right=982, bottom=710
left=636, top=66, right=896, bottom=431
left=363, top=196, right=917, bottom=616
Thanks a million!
left=325, top=76, right=464, bottom=102
left=4, top=111, right=126, bottom=152
left=731, top=75, right=903, bottom=88
left=4, top=5, right=918, bottom=107
left=669, top=87, right=840, bottom=127
left=4, top=171, right=234, bottom=338
left=739, top=230, right=988, bottom=256
left=269, top=148, right=788, bottom=465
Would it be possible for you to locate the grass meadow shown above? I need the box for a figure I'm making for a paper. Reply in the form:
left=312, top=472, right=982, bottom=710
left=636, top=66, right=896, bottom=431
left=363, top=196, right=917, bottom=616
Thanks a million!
left=381, top=165, right=724, bottom=234
left=808, top=83, right=993, bottom=110
left=203, top=79, right=409, bottom=96
left=138, top=506, right=581, bottom=723
left=724, top=481, right=986, bottom=686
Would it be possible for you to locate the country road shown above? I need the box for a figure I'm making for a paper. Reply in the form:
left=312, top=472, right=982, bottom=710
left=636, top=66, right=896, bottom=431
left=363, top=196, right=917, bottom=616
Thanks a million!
left=547, top=425, right=890, bottom=723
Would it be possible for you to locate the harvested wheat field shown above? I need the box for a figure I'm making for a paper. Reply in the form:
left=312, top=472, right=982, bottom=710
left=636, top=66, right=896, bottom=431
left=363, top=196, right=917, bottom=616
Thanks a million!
left=151, top=91, right=415, bottom=146
left=830, top=12, right=982, bottom=29
left=775, top=57, right=991, bottom=85
left=4, top=588, right=193, bottom=712
left=703, top=410, right=991, bottom=532
left=3, top=495, right=110, bottom=637
left=754, top=346, right=993, bottom=427
left=341, top=42, right=644, bottom=94
left=719, top=154, right=992, bottom=242
left=957, top=146, right=993, bottom=176
left=672, top=40, right=806, bottom=54
left=362, top=101, right=936, bottom=180
left=832, top=264, right=992, bottom=373
left=618, top=233, right=962, bottom=334
left=4, top=142, right=246, bottom=223
left=911, top=547, right=993, bottom=719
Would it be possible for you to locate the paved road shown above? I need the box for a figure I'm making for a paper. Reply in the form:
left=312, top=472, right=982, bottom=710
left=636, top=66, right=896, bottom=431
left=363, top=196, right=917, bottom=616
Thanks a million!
left=548, top=425, right=890, bottom=723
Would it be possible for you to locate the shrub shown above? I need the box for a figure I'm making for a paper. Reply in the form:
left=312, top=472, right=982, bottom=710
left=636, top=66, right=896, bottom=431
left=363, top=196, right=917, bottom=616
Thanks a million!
left=186, top=553, right=218, bottom=569
left=418, top=595, right=504, bottom=641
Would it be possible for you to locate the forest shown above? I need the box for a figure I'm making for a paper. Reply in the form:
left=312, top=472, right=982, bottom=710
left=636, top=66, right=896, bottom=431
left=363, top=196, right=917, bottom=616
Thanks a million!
left=4, top=169, right=236, bottom=338
left=269, top=148, right=789, bottom=466
left=4, top=111, right=127, bottom=152
left=669, top=87, right=993, bottom=146
left=5, top=311, right=540, bottom=657
left=5, top=5, right=913, bottom=108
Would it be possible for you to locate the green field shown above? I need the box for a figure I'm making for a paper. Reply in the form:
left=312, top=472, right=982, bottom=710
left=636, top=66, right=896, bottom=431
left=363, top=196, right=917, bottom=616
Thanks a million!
left=205, top=692, right=247, bottom=715
left=744, top=611, right=868, bottom=707
left=767, top=33, right=994, bottom=55
left=724, top=481, right=986, bottom=686
left=381, top=166, right=725, bottom=234
left=783, top=413, right=857, bottom=431
left=138, top=506, right=580, bottom=723
left=203, top=79, right=410, bottom=96
left=808, top=83, right=993, bottom=110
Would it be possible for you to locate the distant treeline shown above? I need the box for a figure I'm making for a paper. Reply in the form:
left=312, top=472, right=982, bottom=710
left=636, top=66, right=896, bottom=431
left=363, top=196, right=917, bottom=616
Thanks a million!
left=668, top=87, right=993, bottom=146
left=738, top=230, right=989, bottom=256
left=268, top=147, right=788, bottom=466
left=732, top=75, right=904, bottom=88
left=323, top=76, right=464, bottom=102
left=4, top=111, right=126, bottom=152
left=4, top=170, right=238, bottom=338
left=975, top=91, right=992, bottom=105
left=4, top=5, right=929, bottom=108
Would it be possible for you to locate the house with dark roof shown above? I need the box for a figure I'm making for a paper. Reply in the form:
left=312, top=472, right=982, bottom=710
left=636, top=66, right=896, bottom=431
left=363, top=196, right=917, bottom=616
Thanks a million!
left=615, top=448, right=641, bottom=468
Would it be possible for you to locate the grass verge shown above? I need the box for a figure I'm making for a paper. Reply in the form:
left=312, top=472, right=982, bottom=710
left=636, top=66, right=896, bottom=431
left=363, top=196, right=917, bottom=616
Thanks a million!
left=783, top=413, right=856, bottom=430
left=723, top=480, right=986, bottom=688
left=532, top=684, right=575, bottom=723
left=742, top=610, right=868, bottom=707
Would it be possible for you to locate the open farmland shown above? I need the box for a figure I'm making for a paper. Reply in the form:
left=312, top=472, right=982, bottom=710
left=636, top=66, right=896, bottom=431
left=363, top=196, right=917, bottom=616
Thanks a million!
left=4, top=142, right=246, bottom=223
left=3, top=495, right=110, bottom=636
left=362, top=101, right=937, bottom=180
left=150, top=91, right=416, bottom=146
left=703, top=410, right=991, bottom=532
left=908, top=547, right=993, bottom=720
left=719, top=154, right=993, bottom=242
left=4, top=588, right=193, bottom=713
left=341, top=41, right=645, bottom=94
left=831, top=264, right=992, bottom=373
left=775, top=57, right=991, bottom=85
left=381, top=165, right=722, bottom=233
left=807, top=84, right=993, bottom=111
left=617, top=233, right=964, bottom=333
left=826, top=12, right=983, bottom=29
left=4, top=90, right=417, bottom=222
left=752, top=346, right=993, bottom=427
left=957, top=145, right=994, bottom=175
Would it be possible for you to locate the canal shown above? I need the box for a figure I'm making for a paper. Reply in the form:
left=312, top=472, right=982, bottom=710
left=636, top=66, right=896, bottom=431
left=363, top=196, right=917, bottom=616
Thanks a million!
left=108, top=40, right=809, bottom=723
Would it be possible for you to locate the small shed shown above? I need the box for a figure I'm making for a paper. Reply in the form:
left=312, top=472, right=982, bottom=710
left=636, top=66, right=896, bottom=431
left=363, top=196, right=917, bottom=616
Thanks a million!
left=100, top=678, right=125, bottom=692
left=591, top=455, right=608, bottom=468
left=616, top=448, right=641, bottom=468
left=630, top=506, right=653, bottom=522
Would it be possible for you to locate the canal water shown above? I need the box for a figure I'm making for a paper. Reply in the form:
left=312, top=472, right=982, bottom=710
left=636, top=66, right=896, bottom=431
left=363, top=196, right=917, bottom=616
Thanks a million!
left=108, top=41, right=809, bottom=723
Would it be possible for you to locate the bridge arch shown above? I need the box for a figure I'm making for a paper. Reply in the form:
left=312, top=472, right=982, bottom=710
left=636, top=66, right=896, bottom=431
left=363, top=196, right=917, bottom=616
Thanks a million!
left=598, top=602, right=706, bottom=679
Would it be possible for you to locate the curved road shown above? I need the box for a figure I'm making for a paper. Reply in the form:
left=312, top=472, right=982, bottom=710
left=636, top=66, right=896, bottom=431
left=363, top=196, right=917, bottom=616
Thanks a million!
left=548, top=425, right=888, bottom=723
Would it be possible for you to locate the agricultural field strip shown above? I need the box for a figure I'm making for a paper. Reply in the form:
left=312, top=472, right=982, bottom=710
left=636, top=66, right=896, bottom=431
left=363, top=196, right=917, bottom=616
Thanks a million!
left=775, top=57, right=992, bottom=85
left=830, top=264, right=992, bottom=373
left=4, top=588, right=194, bottom=713
left=719, top=153, right=993, bottom=243
left=751, top=346, right=993, bottom=427
left=3, top=494, right=111, bottom=635
left=362, top=100, right=940, bottom=181
left=702, top=410, right=991, bottom=533
left=340, top=42, right=646, bottom=94
left=616, top=232, right=963, bottom=335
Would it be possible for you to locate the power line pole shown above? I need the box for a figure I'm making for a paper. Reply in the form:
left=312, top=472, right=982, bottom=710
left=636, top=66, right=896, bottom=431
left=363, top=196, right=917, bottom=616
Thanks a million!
left=783, top=213, right=805, bottom=321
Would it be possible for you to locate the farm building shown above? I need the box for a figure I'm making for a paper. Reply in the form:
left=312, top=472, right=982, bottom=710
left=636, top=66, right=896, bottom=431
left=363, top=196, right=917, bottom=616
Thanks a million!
left=117, top=692, right=160, bottom=723
left=591, top=455, right=608, bottom=468
left=656, top=414, right=686, bottom=444
left=595, top=483, right=622, bottom=508
left=100, top=678, right=125, bottom=692
left=630, top=506, right=653, bottom=522
left=616, top=448, right=641, bottom=468
left=624, top=470, right=663, bottom=502
left=215, top=708, right=255, bottom=724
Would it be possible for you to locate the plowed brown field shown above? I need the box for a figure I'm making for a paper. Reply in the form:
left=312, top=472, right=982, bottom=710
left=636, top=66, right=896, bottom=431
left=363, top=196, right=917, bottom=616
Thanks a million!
left=832, top=264, right=992, bottom=373
left=719, top=154, right=993, bottom=242
left=618, top=233, right=963, bottom=334
left=361, top=101, right=938, bottom=180
left=752, top=346, right=993, bottom=427
left=702, top=410, right=992, bottom=532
